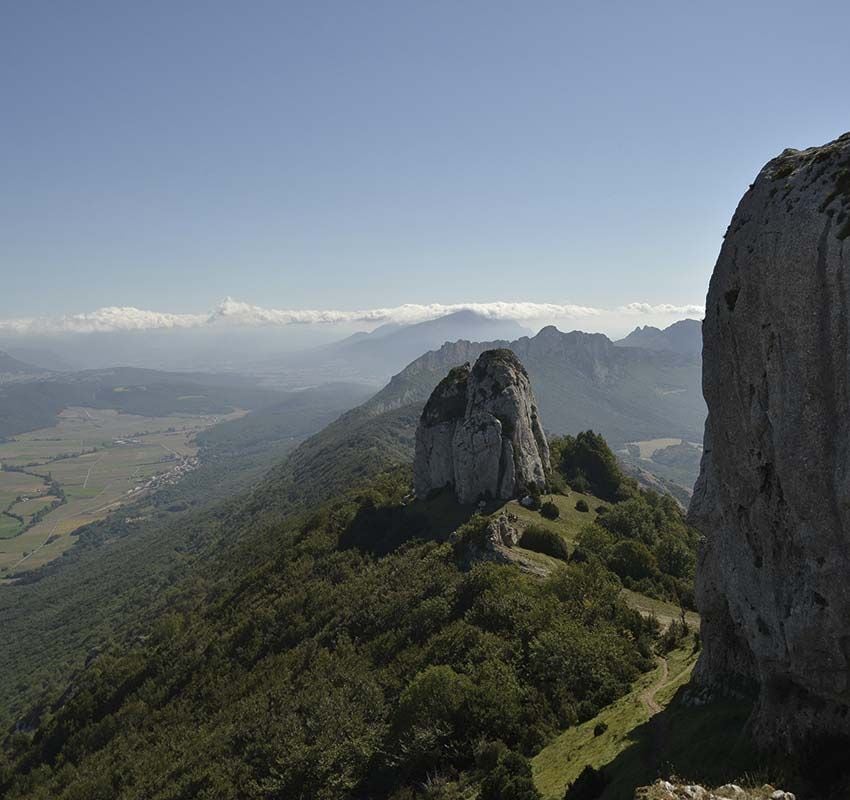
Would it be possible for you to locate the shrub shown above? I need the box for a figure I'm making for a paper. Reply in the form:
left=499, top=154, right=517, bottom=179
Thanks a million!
left=547, top=472, right=569, bottom=495
left=595, top=505, right=608, bottom=515
left=575, top=499, right=589, bottom=513
left=575, top=523, right=614, bottom=559
left=658, top=619, right=688, bottom=653
left=593, top=722, right=608, bottom=737
left=608, top=540, right=658, bottom=581
left=598, top=498, right=657, bottom=544
left=540, top=501, right=560, bottom=520
left=519, top=525, right=569, bottom=561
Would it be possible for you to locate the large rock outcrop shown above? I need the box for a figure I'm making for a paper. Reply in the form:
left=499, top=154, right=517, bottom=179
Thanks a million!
left=690, top=132, right=850, bottom=747
left=414, top=349, right=550, bottom=503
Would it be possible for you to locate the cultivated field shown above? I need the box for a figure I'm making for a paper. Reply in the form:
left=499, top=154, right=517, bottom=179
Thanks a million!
left=0, top=407, right=241, bottom=576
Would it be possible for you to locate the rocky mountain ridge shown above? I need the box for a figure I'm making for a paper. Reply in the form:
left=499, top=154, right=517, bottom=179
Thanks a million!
left=372, top=324, right=704, bottom=446
left=617, top=318, right=703, bottom=356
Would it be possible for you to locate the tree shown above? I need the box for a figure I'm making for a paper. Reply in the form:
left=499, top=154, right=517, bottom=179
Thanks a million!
left=598, top=497, right=658, bottom=544
left=553, top=431, right=631, bottom=502
left=608, top=540, right=658, bottom=581
left=480, top=750, right=542, bottom=800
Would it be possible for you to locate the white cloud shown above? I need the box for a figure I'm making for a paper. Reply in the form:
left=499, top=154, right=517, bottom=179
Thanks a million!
left=617, top=302, right=705, bottom=317
left=0, top=297, right=704, bottom=336
left=0, top=307, right=208, bottom=336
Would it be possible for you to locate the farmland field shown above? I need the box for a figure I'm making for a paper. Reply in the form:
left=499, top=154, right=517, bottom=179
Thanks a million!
left=0, top=407, right=242, bottom=576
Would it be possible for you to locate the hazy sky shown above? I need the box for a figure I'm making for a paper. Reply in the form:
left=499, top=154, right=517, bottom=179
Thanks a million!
left=3, top=0, right=849, bottom=323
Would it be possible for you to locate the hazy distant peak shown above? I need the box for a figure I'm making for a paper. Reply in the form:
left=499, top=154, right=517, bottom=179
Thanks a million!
left=0, top=349, right=45, bottom=374
left=615, top=318, right=702, bottom=356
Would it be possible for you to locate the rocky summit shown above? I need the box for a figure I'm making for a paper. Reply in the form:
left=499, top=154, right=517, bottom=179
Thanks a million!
left=414, top=348, right=550, bottom=504
left=690, top=132, right=850, bottom=747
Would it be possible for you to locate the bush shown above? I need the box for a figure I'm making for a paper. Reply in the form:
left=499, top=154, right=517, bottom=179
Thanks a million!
left=519, top=525, right=569, bottom=561
left=575, top=523, right=614, bottom=559
left=658, top=619, right=688, bottom=653
left=540, top=501, right=560, bottom=520
left=608, top=540, right=658, bottom=581
left=575, top=499, right=589, bottom=513
left=598, top=498, right=657, bottom=544
left=595, top=505, right=608, bottom=514
left=593, top=722, right=608, bottom=737
left=547, top=472, right=569, bottom=496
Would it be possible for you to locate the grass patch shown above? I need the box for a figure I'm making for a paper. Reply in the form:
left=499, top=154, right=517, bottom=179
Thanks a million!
left=0, top=515, right=23, bottom=539
left=621, top=589, right=700, bottom=630
left=505, top=491, right=604, bottom=548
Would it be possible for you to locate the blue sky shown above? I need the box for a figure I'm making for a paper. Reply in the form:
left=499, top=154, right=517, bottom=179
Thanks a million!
left=2, top=0, right=849, bottom=324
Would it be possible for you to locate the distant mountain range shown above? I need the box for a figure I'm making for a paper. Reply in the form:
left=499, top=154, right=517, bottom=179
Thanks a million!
left=278, top=322, right=706, bottom=505
left=615, top=318, right=702, bottom=356
left=254, top=310, right=531, bottom=387
left=370, top=325, right=704, bottom=444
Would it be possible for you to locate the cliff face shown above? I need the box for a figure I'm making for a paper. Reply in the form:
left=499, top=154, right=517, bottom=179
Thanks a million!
left=413, top=349, right=549, bottom=504
left=690, top=132, right=850, bottom=747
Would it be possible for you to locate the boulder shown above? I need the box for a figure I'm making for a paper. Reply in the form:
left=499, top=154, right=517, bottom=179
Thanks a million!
left=690, top=132, right=850, bottom=747
left=414, top=349, right=550, bottom=503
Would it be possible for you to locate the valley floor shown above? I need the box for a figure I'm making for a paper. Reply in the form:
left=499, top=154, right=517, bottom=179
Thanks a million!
left=0, top=407, right=241, bottom=577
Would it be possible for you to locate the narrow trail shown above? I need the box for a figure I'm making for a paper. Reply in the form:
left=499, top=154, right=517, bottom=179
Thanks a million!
left=640, top=656, right=669, bottom=716
left=82, top=455, right=104, bottom=489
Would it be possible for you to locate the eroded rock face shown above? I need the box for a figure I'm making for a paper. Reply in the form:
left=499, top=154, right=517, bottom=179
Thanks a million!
left=690, top=132, right=850, bottom=747
left=414, top=349, right=550, bottom=503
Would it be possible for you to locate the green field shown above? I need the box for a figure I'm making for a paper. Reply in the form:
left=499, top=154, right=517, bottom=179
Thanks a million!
left=0, top=407, right=242, bottom=576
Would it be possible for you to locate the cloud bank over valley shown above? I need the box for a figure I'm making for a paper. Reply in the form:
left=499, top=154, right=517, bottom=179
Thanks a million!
left=1, top=297, right=704, bottom=338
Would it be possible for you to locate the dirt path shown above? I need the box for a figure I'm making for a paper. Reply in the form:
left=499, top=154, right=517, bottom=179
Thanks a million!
left=82, top=455, right=104, bottom=489
left=640, top=656, right=669, bottom=715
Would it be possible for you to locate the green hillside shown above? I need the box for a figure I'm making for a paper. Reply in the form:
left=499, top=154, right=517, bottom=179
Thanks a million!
left=0, top=383, right=375, bottom=727
left=0, top=398, right=713, bottom=799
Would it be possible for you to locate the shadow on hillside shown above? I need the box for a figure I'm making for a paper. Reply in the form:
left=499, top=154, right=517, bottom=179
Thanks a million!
left=339, top=491, right=498, bottom=556
left=569, top=687, right=769, bottom=800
